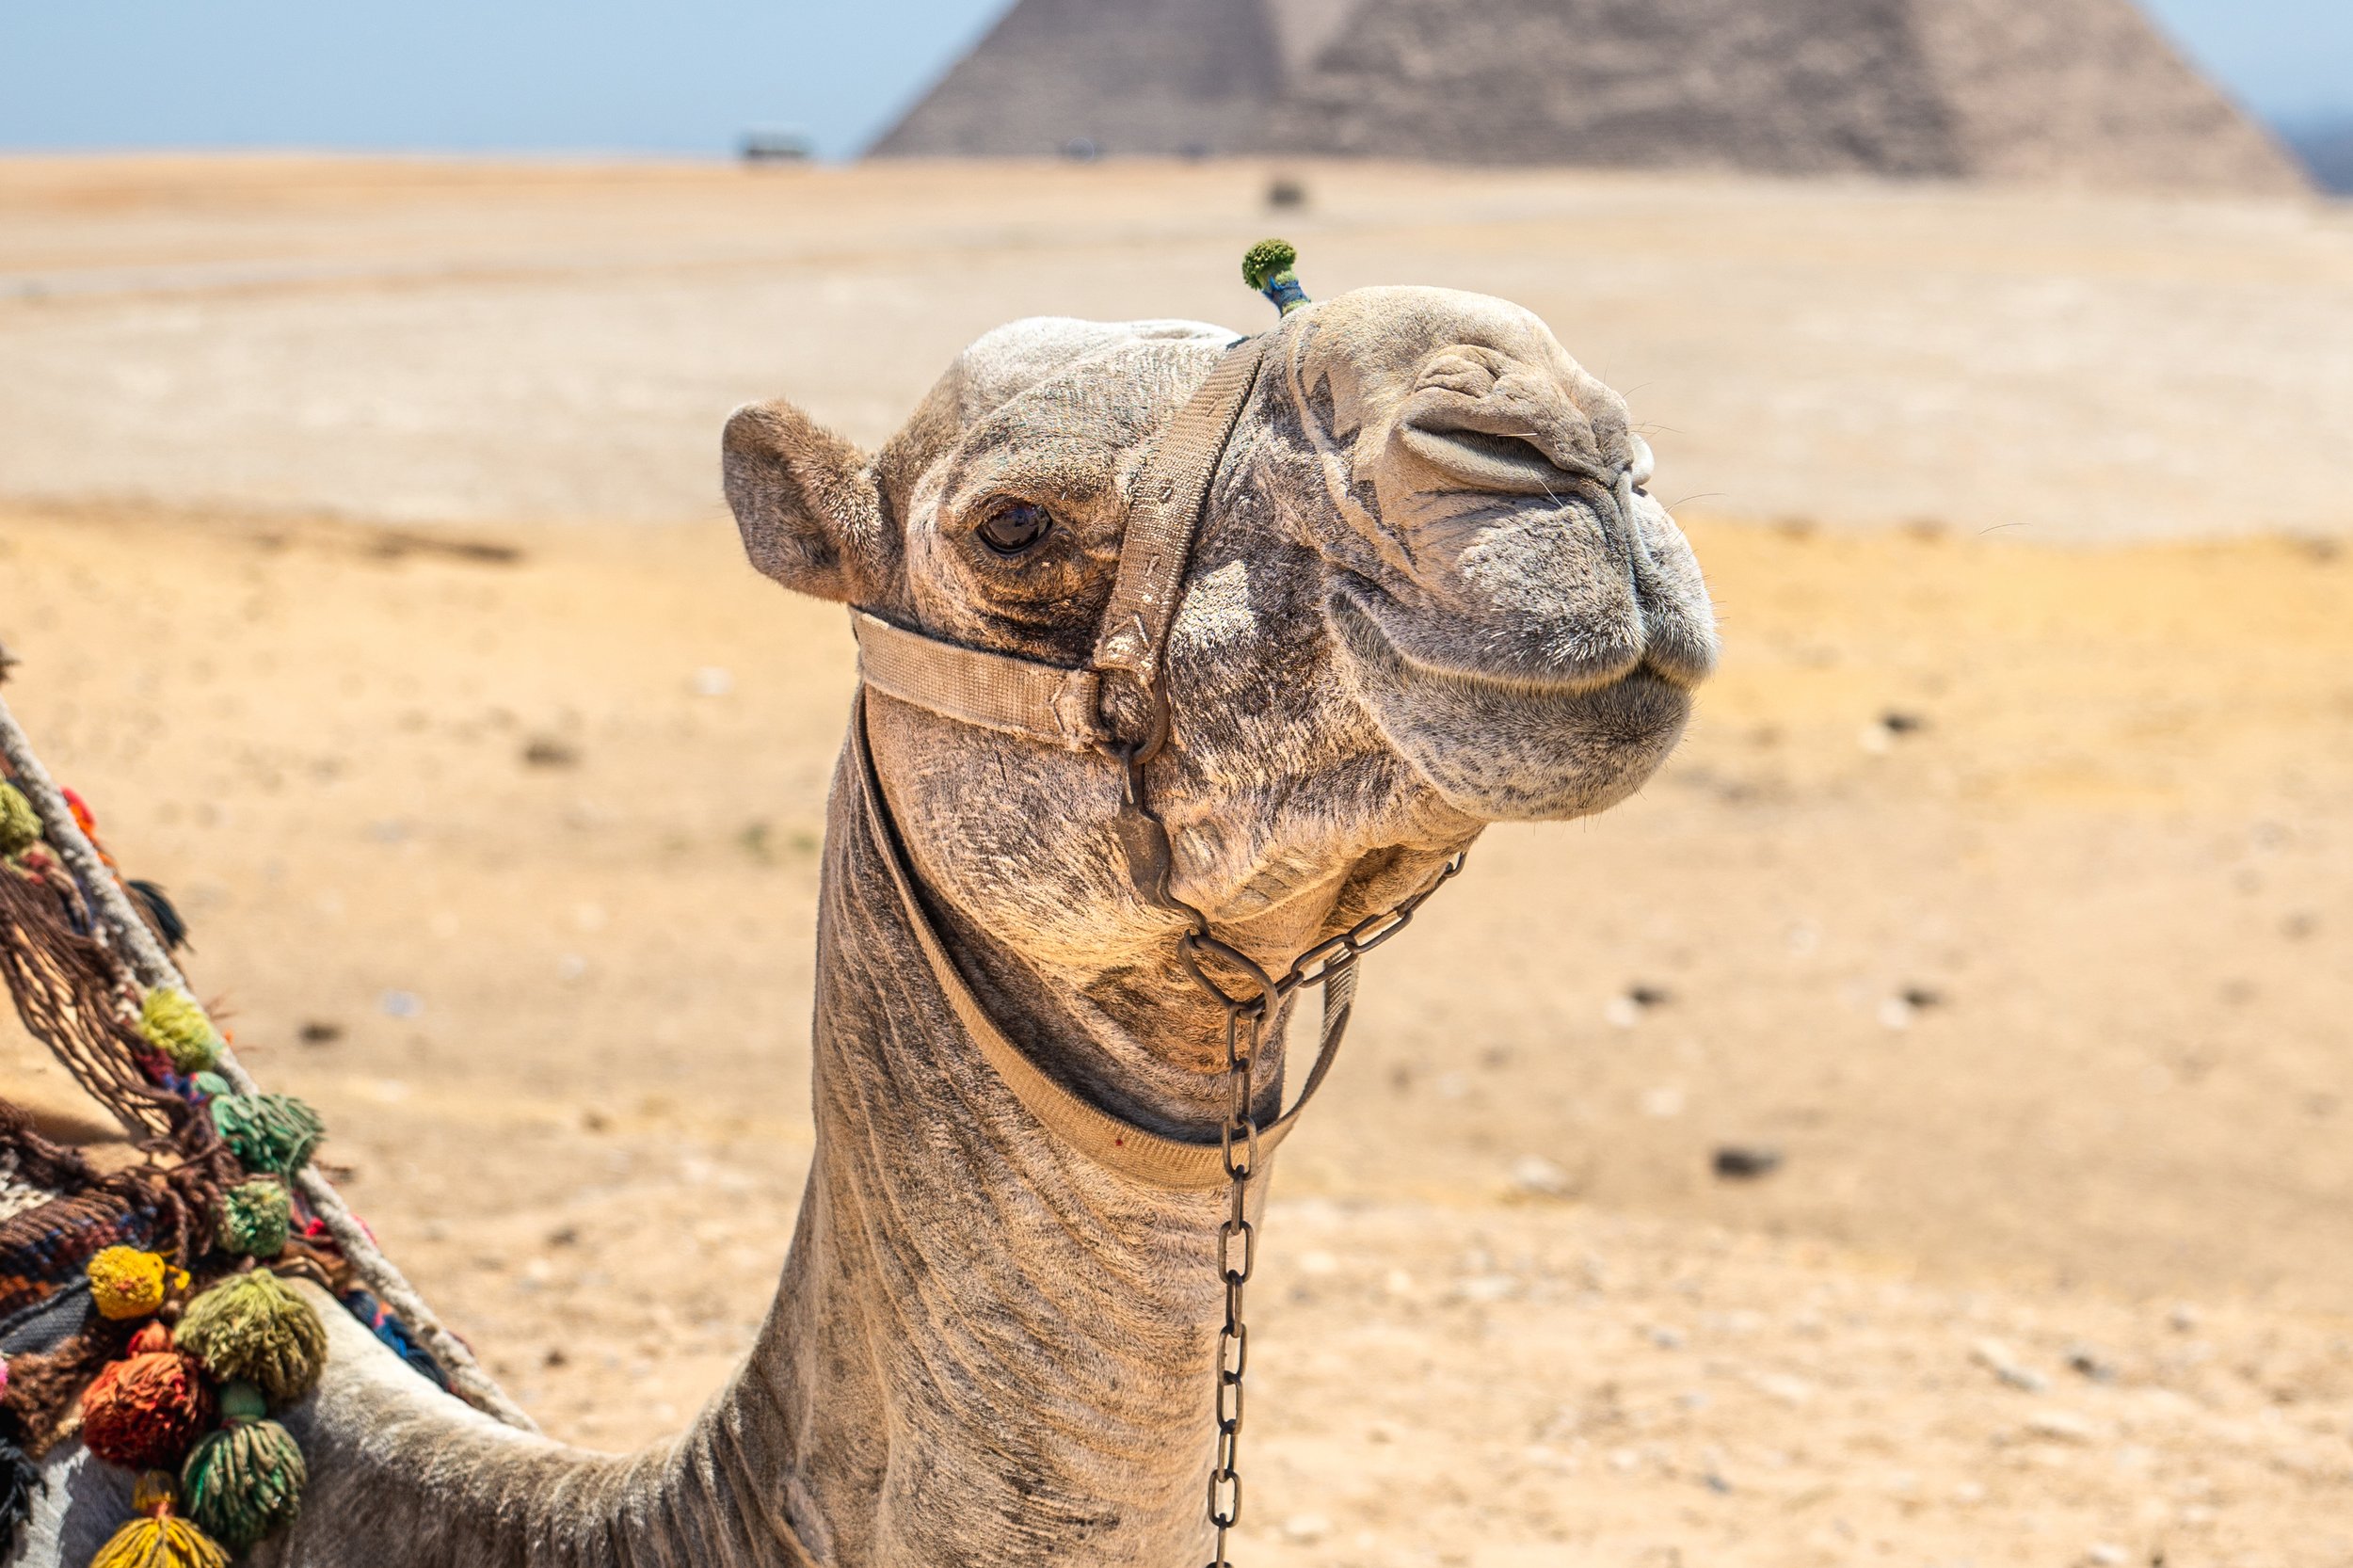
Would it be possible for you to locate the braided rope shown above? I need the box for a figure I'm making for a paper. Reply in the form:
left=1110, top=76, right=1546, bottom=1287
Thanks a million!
left=0, top=692, right=536, bottom=1432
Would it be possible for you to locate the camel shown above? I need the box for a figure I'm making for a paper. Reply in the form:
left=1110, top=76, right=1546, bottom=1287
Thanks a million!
left=17, top=281, right=1716, bottom=1567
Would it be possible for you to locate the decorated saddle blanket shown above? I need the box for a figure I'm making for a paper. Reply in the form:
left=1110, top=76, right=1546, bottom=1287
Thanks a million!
left=0, top=767, right=451, bottom=1560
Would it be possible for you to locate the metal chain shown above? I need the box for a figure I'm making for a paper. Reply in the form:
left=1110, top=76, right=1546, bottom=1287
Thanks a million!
left=1205, top=1001, right=1261, bottom=1568
left=1096, top=672, right=1466, bottom=1567
left=1178, top=852, right=1464, bottom=1568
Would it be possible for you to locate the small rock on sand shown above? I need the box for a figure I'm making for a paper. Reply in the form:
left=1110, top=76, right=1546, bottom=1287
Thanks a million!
left=2025, top=1409, right=2100, bottom=1444
left=1511, top=1154, right=1576, bottom=1199
left=1971, top=1337, right=2050, bottom=1392
left=1713, top=1144, right=1784, bottom=1180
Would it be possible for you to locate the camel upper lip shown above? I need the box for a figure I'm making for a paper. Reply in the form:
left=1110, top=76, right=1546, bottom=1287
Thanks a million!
left=1326, top=578, right=1679, bottom=696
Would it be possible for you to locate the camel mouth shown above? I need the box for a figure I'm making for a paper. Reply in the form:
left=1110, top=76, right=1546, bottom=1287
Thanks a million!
left=1325, top=578, right=1689, bottom=696
left=1324, top=583, right=1696, bottom=822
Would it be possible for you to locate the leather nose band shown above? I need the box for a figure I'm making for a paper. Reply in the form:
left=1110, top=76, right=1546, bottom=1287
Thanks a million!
left=851, top=610, right=1105, bottom=750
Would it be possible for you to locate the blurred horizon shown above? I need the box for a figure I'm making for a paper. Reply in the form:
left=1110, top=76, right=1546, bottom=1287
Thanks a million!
left=1, top=0, right=2348, bottom=171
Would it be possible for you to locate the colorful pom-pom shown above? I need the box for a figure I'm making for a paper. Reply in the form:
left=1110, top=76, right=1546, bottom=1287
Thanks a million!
left=137, top=991, right=222, bottom=1075
left=0, top=781, right=40, bottom=856
left=90, top=1472, right=228, bottom=1568
left=87, top=1247, right=188, bottom=1321
left=0, top=1438, right=41, bottom=1559
left=1241, top=238, right=1309, bottom=315
left=210, top=1091, right=325, bottom=1177
left=216, top=1180, right=292, bottom=1259
left=181, top=1382, right=306, bottom=1550
left=175, top=1272, right=327, bottom=1406
left=80, top=1324, right=216, bottom=1472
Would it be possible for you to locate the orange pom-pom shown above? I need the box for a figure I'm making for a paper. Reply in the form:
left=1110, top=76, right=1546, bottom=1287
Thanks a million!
left=80, top=1323, right=216, bottom=1471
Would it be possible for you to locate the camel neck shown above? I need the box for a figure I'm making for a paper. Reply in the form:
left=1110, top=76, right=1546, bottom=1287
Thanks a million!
left=236, top=730, right=1267, bottom=1568
left=731, top=732, right=1269, bottom=1564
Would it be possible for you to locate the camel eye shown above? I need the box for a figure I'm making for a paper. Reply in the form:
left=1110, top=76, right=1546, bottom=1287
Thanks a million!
left=976, top=501, right=1054, bottom=556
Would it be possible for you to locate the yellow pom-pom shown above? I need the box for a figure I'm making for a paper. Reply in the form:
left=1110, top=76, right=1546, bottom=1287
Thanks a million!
left=0, top=781, right=40, bottom=856
left=91, top=1472, right=228, bottom=1568
left=138, top=990, right=223, bottom=1075
left=87, top=1248, right=189, bottom=1322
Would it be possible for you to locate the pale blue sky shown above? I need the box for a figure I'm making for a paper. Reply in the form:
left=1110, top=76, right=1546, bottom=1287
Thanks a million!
left=1, top=0, right=2345, bottom=160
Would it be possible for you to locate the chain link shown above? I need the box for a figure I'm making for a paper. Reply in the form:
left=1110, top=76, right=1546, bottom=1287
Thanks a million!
left=1184, top=850, right=1464, bottom=1568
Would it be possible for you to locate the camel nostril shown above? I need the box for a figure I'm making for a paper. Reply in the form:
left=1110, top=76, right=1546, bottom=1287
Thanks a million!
left=1391, top=372, right=1617, bottom=499
left=1394, top=420, right=1609, bottom=499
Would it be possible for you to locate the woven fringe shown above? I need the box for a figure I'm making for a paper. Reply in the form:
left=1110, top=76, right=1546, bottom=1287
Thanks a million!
left=0, top=862, right=188, bottom=1143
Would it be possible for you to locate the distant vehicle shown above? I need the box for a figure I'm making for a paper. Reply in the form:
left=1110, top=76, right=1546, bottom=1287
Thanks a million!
left=740, top=127, right=813, bottom=163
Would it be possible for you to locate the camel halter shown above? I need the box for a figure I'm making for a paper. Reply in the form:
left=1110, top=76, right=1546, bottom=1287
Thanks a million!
left=848, top=320, right=1461, bottom=1163
left=845, top=246, right=1474, bottom=1568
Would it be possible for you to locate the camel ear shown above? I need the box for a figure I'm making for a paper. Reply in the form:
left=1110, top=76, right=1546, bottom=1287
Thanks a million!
left=723, top=400, right=889, bottom=603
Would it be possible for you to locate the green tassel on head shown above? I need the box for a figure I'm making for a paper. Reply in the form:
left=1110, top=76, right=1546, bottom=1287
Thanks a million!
left=0, top=782, right=40, bottom=856
left=210, top=1090, right=324, bottom=1176
left=182, top=1381, right=306, bottom=1551
left=216, top=1180, right=292, bottom=1259
left=176, top=1272, right=327, bottom=1405
left=1242, top=238, right=1309, bottom=316
left=139, top=989, right=223, bottom=1075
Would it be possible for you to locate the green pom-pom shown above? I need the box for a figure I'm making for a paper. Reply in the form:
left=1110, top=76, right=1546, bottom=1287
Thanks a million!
left=177, top=1272, right=327, bottom=1405
left=211, top=1091, right=324, bottom=1176
left=1241, top=239, right=1309, bottom=316
left=1241, top=238, right=1297, bottom=292
left=139, top=989, right=223, bottom=1074
left=216, top=1180, right=291, bottom=1259
left=0, top=782, right=40, bottom=856
left=181, top=1382, right=306, bottom=1550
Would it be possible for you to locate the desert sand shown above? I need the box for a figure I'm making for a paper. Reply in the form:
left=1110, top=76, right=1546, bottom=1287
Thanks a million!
left=2, top=159, right=2350, bottom=1566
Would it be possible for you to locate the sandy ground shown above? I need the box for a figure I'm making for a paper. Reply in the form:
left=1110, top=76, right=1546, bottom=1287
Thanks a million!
left=3, top=160, right=2352, bottom=1565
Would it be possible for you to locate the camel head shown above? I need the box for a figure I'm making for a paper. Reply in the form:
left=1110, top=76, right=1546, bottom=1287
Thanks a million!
left=723, top=285, right=1716, bottom=1051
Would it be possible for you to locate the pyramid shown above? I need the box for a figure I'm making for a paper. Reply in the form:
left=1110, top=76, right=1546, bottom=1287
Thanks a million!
left=869, top=0, right=1288, bottom=159
left=870, top=0, right=2308, bottom=194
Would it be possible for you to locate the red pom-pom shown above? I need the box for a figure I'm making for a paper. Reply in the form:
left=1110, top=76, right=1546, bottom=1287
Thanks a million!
left=79, top=1324, right=216, bottom=1471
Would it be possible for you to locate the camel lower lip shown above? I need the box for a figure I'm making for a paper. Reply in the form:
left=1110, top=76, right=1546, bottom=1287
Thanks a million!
left=1325, top=582, right=1696, bottom=822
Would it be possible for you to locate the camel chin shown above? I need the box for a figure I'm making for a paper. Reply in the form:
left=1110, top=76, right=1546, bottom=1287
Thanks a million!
left=1324, top=583, right=1698, bottom=823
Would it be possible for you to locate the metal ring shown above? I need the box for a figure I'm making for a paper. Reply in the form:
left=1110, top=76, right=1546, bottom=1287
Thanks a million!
left=1179, top=930, right=1280, bottom=1012
left=1090, top=666, right=1172, bottom=768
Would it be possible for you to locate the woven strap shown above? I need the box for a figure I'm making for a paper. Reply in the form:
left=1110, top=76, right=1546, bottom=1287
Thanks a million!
left=852, top=695, right=1354, bottom=1191
left=1092, top=334, right=1272, bottom=677
left=852, top=611, right=1104, bottom=749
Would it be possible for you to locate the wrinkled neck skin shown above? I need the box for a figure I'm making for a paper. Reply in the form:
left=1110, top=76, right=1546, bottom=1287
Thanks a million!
left=25, top=725, right=1338, bottom=1568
